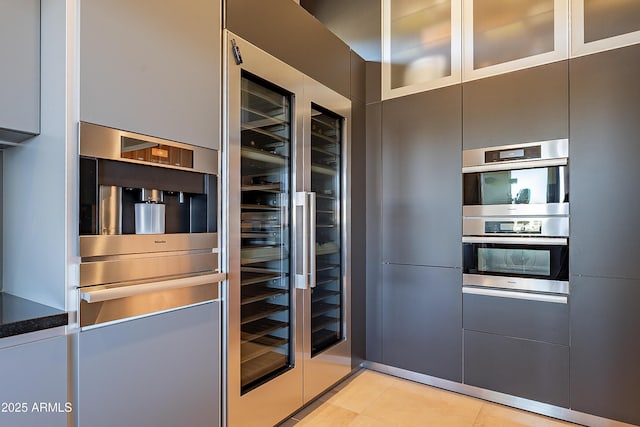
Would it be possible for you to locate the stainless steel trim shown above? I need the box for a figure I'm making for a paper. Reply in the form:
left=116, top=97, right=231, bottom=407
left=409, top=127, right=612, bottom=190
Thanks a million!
left=463, top=203, right=569, bottom=217
left=309, top=192, right=316, bottom=289
left=364, top=363, right=637, bottom=427
left=79, top=122, right=219, bottom=175
left=463, top=274, right=569, bottom=294
left=462, top=157, right=567, bottom=173
left=79, top=284, right=218, bottom=328
left=79, top=252, right=217, bottom=287
left=80, top=233, right=218, bottom=257
left=462, top=286, right=568, bottom=304
left=462, top=139, right=569, bottom=168
left=462, top=236, right=568, bottom=245
left=463, top=217, right=569, bottom=237
left=80, top=272, right=226, bottom=303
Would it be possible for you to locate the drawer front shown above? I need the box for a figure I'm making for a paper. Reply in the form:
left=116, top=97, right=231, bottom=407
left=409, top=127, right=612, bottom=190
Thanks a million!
left=464, top=330, right=569, bottom=408
left=463, top=291, right=569, bottom=345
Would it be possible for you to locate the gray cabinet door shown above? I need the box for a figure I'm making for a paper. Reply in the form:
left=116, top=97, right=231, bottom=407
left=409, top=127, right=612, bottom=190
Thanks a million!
left=0, top=336, right=67, bottom=427
left=570, top=276, right=640, bottom=425
left=0, top=0, right=40, bottom=142
left=382, top=264, right=462, bottom=382
left=78, top=303, right=220, bottom=427
left=463, top=293, right=569, bottom=345
left=462, top=61, right=568, bottom=150
left=569, top=43, right=640, bottom=280
left=464, top=330, right=569, bottom=408
left=80, top=0, right=220, bottom=149
left=381, top=85, right=462, bottom=268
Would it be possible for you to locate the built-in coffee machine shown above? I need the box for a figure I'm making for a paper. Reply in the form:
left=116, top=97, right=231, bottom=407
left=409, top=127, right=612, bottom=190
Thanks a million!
left=78, top=122, right=223, bottom=327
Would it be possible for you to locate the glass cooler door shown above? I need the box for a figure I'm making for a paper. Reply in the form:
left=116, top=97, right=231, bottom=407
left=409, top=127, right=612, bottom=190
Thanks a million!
left=310, top=105, right=344, bottom=356
left=239, top=75, right=293, bottom=393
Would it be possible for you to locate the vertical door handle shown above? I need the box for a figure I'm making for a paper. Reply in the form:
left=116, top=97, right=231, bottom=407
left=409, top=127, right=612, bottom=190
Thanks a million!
left=295, top=192, right=316, bottom=289
left=309, top=192, right=317, bottom=288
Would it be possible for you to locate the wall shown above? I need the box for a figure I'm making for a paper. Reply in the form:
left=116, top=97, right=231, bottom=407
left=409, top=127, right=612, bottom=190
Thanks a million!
left=2, top=0, right=70, bottom=310
left=300, top=0, right=381, bottom=62
left=0, top=151, right=3, bottom=290
left=226, top=0, right=352, bottom=99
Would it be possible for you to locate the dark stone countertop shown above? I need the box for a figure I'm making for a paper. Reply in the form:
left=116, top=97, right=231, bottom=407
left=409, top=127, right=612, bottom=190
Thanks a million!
left=0, top=293, right=68, bottom=339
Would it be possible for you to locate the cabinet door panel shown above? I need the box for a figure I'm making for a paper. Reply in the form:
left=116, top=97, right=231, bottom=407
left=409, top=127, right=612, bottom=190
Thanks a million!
left=463, top=0, right=568, bottom=80
left=382, top=86, right=462, bottom=268
left=463, top=61, right=568, bottom=150
left=78, top=304, right=220, bottom=427
left=464, top=330, right=569, bottom=408
left=463, top=293, right=568, bottom=345
left=80, top=0, right=220, bottom=149
left=382, top=264, right=462, bottom=382
left=0, top=0, right=40, bottom=141
left=0, top=336, right=67, bottom=427
left=571, top=276, right=640, bottom=425
left=570, top=44, right=640, bottom=280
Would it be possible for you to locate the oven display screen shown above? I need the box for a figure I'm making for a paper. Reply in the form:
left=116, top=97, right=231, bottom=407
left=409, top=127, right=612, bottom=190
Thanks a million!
left=477, top=247, right=551, bottom=276
left=486, top=220, right=542, bottom=234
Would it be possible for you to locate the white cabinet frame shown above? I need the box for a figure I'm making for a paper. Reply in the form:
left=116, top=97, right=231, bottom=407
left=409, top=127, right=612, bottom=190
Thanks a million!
left=462, top=0, right=569, bottom=82
left=382, top=0, right=462, bottom=100
left=571, top=0, right=640, bottom=58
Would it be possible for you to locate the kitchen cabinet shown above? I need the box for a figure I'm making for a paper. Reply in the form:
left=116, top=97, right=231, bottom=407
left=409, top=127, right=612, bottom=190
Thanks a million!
left=464, top=330, right=569, bottom=408
left=79, top=0, right=220, bottom=149
left=462, top=0, right=568, bottom=81
left=463, top=292, right=568, bottom=346
left=462, top=60, right=568, bottom=150
left=463, top=292, right=570, bottom=407
left=365, top=101, right=383, bottom=364
left=382, top=264, right=462, bottom=382
left=571, top=0, right=640, bottom=57
left=0, top=0, right=40, bottom=145
left=381, top=0, right=462, bottom=99
left=77, top=303, right=220, bottom=427
left=0, top=336, right=67, bottom=427
left=570, top=275, right=640, bottom=426
left=381, top=85, right=461, bottom=268
left=570, top=43, right=640, bottom=280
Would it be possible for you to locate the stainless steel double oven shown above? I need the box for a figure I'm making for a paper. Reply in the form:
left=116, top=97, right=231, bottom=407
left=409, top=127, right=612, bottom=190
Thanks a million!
left=462, top=139, right=569, bottom=302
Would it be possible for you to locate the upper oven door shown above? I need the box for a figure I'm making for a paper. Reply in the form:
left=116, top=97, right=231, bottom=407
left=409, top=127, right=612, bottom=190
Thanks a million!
left=462, top=139, right=569, bottom=216
left=463, top=236, right=569, bottom=294
left=463, top=164, right=569, bottom=216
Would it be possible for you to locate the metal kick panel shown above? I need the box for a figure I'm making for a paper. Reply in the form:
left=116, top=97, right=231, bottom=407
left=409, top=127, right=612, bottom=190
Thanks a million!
left=80, top=233, right=218, bottom=258
left=80, top=252, right=217, bottom=287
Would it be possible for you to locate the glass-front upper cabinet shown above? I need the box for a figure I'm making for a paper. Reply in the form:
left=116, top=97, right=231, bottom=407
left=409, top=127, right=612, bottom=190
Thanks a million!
left=463, top=0, right=569, bottom=80
left=571, top=0, right=640, bottom=57
left=382, top=0, right=462, bottom=99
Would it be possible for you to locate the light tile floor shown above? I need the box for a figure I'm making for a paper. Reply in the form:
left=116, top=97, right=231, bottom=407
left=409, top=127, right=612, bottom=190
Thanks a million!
left=280, top=370, right=582, bottom=427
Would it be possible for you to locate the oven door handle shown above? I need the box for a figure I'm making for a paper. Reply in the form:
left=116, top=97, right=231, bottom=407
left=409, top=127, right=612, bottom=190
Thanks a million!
left=462, top=157, right=567, bottom=173
left=80, top=272, right=226, bottom=303
left=462, top=236, right=568, bottom=245
left=463, top=286, right=568, bottom=304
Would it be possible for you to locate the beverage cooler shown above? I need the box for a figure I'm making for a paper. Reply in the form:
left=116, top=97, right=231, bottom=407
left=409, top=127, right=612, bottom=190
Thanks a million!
left=224, top=33, right=352, bottom=426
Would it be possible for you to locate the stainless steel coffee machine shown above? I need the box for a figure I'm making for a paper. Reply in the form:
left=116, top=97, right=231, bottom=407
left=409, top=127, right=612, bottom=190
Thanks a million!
left=78, top=122, right=223, bottom=328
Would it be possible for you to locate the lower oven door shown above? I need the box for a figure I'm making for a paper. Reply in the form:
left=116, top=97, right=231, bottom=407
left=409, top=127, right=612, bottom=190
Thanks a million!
left=463, top=236, right=569, bottom=294
left=79, top=272, right=226, bottom=328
